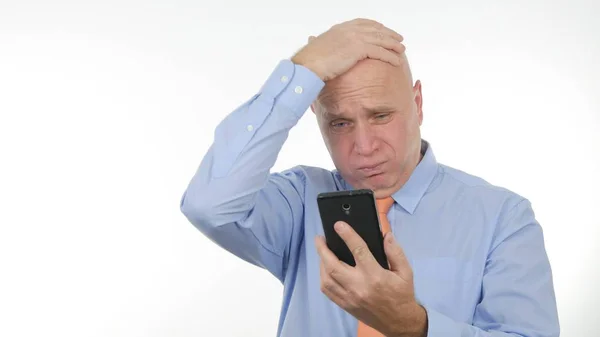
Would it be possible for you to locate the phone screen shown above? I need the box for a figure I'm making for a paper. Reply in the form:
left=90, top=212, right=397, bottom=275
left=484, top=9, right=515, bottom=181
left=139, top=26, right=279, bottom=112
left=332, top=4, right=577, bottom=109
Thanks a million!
left=317, top=189, right=388, bottom=269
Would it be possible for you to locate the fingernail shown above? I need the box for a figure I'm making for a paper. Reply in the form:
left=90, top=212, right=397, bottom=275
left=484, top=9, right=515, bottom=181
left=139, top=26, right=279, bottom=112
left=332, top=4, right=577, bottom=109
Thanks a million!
left=334, top=221, right=345, bottom=232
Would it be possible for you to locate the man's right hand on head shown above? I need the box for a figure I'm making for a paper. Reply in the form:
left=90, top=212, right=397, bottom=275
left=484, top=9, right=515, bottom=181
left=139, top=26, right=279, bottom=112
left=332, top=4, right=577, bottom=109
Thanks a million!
left=291, top=18, right=406, bottom=82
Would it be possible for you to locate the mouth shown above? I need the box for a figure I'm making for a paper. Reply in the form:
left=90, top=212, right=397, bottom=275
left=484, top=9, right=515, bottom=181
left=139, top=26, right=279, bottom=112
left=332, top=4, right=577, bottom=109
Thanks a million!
left=357, top=162, right=386, bottom=177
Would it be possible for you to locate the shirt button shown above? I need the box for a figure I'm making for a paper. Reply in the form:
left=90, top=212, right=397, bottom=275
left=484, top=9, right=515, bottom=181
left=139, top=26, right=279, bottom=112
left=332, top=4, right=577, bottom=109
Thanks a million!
left=294, top=86, right=303, bottom=94
left=280, top=75, right=289, bottom=83
left=246, top=125, right=254, bottom=132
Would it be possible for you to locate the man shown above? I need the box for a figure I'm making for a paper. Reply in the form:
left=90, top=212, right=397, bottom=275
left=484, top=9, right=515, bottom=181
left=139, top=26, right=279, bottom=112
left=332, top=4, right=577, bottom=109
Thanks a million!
left=180, top=18, right=560, bottom=337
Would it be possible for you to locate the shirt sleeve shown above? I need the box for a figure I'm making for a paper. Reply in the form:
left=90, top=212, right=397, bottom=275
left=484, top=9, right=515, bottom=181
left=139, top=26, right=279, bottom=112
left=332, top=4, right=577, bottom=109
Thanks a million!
left=179, top=59, right=325, bottom=282
left=424, top=199, right=560, bottom=337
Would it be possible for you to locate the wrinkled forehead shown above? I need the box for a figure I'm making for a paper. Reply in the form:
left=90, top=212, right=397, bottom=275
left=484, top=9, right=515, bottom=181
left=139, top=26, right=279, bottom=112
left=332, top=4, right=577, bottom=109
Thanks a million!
left=318, top=101, right=399, bottom=120
left=315, top=58, right=413, bottom=118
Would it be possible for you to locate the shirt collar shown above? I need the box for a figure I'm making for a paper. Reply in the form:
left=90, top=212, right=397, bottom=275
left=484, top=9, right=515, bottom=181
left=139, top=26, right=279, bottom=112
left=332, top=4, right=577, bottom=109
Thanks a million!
left=337, top=139, right=439, bottom=215
left=391, top=139, right=438, bottom=214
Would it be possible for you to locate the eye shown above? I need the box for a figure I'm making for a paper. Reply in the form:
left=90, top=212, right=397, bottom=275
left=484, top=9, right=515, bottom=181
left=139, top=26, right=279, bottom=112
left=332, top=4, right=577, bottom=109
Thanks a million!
left=330, top=120, right=350, bottom=128
left=372, top=111, right=395, bottom=124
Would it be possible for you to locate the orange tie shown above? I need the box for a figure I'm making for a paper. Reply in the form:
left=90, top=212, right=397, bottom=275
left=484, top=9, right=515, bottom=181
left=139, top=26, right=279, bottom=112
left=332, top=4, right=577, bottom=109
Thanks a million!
left=356, top=196, right=394, bottom=337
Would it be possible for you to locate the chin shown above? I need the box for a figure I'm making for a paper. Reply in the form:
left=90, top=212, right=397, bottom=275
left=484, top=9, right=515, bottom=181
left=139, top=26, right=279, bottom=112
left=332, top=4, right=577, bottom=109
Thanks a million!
left=351, top=172, right=395, bottom=192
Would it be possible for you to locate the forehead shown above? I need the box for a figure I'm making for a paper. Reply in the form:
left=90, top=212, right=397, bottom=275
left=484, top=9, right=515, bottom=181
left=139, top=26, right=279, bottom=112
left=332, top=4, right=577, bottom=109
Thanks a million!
left=317, top=82, right=406, bottom=119
left=316, top=59, right=412, bottom=118
left=319, top=99, right=399, bottom=119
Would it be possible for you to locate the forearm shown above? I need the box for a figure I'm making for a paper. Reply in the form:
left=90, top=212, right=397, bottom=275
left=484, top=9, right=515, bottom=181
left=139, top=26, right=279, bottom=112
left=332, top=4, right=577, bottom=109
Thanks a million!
left=180, top=59, right=324, bottom=225
left=389, top=302, right=551, bottom=337
left=424, top=307, right=525, bottom=337
left=179, top=59, right=324, bottom=278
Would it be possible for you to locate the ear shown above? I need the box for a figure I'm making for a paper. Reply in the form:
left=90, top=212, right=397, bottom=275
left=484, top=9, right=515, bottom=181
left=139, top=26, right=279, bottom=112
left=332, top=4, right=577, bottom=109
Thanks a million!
left=311, top=98, right=323, bottom=116
left=413, top=80, right=423, bottom=126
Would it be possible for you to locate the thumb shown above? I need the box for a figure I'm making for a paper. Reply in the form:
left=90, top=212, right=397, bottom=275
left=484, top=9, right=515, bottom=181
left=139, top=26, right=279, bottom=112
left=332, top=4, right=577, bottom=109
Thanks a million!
left=383, top=232, right=410, bottom=277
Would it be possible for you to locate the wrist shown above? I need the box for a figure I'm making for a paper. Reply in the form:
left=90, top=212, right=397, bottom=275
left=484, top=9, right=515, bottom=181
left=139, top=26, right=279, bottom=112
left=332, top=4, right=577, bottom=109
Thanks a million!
left=389, top=302, right=428, bottom=337
left=291, top=55, right=325, bottom=81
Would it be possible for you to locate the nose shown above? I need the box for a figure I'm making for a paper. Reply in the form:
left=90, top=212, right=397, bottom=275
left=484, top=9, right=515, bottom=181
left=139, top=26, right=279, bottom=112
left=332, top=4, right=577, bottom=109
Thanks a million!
left=353, top=122, right=378, bottom=156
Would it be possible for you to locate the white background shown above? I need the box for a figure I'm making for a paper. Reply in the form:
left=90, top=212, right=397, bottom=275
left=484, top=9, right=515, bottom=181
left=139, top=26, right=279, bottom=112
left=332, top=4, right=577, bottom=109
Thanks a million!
left=1, top=0, right=599, bottom=336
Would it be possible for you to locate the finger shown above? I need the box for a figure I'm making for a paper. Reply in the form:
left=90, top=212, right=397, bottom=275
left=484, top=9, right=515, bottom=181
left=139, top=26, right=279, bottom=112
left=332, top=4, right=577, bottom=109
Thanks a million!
left=333, top=221, right=379, bottom=269
left=383, top=232, right=411, bottom=278
left=319, top=261, right=350, bottom=308
left=362, top=31, right=405, bottom=55
left=377, top=26, right=404, bottom=42
left=314, top=235, right=354, bottom=285
left=364, top=44, right=404, bottom=67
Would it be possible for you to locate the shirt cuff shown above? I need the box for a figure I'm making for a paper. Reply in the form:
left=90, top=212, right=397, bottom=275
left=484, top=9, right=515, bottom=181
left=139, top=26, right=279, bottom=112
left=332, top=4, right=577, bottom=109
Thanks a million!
left=259, top=59, right=325, bottom=117
left=424, top=306, right=461, bottom=337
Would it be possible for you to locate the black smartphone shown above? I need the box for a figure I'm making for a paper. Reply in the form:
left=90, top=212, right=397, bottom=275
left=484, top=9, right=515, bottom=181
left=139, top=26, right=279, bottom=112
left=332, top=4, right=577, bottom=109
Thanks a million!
left=317, top=189, right=388, bottom=269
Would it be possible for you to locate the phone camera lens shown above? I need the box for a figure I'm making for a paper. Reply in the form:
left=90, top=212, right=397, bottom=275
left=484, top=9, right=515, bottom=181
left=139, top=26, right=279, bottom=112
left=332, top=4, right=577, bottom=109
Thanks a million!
left=342, top=204, right=351, bottom=211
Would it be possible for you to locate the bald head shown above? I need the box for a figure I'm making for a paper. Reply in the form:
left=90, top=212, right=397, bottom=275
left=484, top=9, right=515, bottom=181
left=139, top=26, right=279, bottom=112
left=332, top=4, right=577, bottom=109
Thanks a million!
left=313, top=54, right=414, bottom=117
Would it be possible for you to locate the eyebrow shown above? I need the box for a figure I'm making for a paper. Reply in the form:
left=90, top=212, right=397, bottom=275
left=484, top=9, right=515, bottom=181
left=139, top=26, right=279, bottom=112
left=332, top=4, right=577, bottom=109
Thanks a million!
left=321, top=104, right=397, bottom=120
left=363, top=105, right=397, bottom=114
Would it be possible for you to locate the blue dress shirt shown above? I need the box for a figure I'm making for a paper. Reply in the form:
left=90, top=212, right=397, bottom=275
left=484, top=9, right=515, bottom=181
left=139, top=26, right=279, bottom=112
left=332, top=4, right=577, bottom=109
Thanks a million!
left=180, top=59, right=560, bottom=336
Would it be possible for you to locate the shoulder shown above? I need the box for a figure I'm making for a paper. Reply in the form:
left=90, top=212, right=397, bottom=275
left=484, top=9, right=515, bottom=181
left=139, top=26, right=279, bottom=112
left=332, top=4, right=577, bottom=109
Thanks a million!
left=435, top=163, right=528, bottom=212
left=433, top=163, right=539, bottom=247
left=273, top=164, right=334, bottom=179
left=270, top=164, right=344, bottom=191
